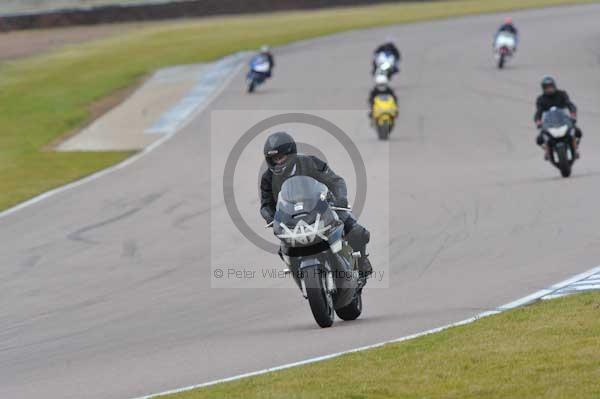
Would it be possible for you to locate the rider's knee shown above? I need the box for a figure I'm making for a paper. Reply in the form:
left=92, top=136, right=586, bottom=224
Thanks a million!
left=347, top=224, right=370, bottom=248
left=536, top=134, right=545, bottom=146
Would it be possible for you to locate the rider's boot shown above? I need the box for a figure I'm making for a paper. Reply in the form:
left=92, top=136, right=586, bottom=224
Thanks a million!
left=346, top=224, right=372, bottom=284
left=573, top=127, right=582, bottom=159
left=358, top=254, right=373, bottom=279
left=543, top=144, right=550, bottom=161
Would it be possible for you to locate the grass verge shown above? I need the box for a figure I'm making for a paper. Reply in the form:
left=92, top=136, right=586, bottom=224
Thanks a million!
left=160, top=292, right=600, bottom=399
left=1, top=0, right=598, bottom=211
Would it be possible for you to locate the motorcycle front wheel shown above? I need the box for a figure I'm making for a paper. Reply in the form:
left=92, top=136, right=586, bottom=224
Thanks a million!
left=247, top=80, right=256, bottom=93
left=555, top=144, right=572, bottom=178
left=304, top=268, right=335, bottom=328
left=498, top=54, right=506, bottom=69
left=377, top=120, right=392, bottom=140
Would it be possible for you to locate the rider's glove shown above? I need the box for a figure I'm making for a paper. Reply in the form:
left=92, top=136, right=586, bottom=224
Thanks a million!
left=536, top=134, right=545, bottom=146
left=535, top=120, right=543, bottom=129
left=260, top=207, right=274, bottom=225
left=332, top=197, right=348, bottom=209
left=326, top=193, right=347, bottom=209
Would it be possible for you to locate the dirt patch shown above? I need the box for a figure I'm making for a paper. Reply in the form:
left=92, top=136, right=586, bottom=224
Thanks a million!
left=88, top=80, right=144, bottom=122
left=55, top=63, right=210, bottom=151
left=43, top=76, right=147, bottom=150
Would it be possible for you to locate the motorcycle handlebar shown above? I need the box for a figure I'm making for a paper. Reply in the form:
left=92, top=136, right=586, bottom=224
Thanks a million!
left=331, top=206, right=352, bottom=212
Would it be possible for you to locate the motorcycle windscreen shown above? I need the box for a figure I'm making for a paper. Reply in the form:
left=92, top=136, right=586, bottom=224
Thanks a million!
left=250, top=55, right=270, bottom=73
left=374, top=95, right=397, bottom=111
left=276, top=176, right=327, bottom=219
left=542, top=109, right=572, bottom=129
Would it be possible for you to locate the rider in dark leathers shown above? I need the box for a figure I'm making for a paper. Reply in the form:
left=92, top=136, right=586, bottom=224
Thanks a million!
left=494, top=17, right=519, bottom=50
left=368, top=75, right=397, bottom=107
left=258, top=45, right=274, bottom=78
left=534, top=76, right=582, bottom=158
left=367, top=74, right=397, bottom=122
left=497, top=17, right=518, bottom=35
left=372, top=41, right=401, bottom=75
left=260, top=132, right=373, bottom=278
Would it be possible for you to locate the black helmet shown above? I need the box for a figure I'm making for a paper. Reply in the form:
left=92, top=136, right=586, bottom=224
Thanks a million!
left=263, top=132, right=297, bottom=175
left=541, top=76, right=556, bottom=91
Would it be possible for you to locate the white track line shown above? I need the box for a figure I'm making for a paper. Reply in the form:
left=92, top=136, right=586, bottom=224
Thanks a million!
left=0, top=53, right=246, bottom=221
left=132, top=264, right=600, bottom=399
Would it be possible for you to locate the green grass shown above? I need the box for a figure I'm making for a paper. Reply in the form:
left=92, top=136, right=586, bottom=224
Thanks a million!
left=160, top=292, right=600, bottom=399
left=1, top=0, right=599, bottom=211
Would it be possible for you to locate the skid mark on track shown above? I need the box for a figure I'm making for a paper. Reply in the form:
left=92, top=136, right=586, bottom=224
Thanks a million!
left=20, top=254, right=42, bottom=269
left=132, top=268, right=179, bottom=288
left=163, top=201, right=186, bottom=215
left=172, top=208, right=211, bottom=230
left=416, top=199, right=475, bottom=277
left=67, top=192, right=165, bottom=243
left=121, top=239, right=138, bottom=259
left=68, top=208, right=141, bottom=244
left=419, top=235, right=451, bottom=278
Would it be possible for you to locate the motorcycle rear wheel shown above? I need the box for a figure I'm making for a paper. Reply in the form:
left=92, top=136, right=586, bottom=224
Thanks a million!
left=335, top=292, right=362, bottom=321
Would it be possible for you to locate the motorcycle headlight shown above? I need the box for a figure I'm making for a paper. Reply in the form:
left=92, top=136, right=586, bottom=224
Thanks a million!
left=548, top=126, right=568, bottom=138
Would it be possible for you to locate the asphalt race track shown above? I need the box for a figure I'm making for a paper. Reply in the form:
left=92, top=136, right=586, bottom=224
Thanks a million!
left=1, top=5, right=600, bottom=398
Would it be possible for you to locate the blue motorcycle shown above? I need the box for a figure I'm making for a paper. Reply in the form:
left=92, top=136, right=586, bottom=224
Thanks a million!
left=373, top=51, right=399, bottom=80
left=246, top=55, right=271, bottom=93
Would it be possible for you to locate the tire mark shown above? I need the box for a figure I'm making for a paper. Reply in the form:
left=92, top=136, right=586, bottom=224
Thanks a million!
left=67, top=208, right=141, bottom=244
left=121, top=239, right=138, bottom=259
left=68, top=192, right=165, bottom=244
left=164, top=201, right=186, bottom=215
left=172, top=208, right=211, bottom=230
left=20, top=254, right=42, bottom=268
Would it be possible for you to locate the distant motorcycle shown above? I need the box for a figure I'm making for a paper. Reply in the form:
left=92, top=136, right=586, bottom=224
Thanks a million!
left=371, top=94, right=398, bottom=140
left=493, top=32, right=516, bottom=69
left=271, top=176, right=364, bottom=328
left=540, top=107, right=578, bottom=178
left=246, top=55, right=271, bottom=93
left=373, top=51, right=398, bottom=80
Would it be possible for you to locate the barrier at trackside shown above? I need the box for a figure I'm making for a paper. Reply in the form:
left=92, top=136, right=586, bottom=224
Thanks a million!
left=0, top=0, right=437, bottom=32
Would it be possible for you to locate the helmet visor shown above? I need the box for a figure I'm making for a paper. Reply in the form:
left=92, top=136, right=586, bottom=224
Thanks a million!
left=542, top=83, right=556, bottom=94
left=267, top=154, right=295, bottom=174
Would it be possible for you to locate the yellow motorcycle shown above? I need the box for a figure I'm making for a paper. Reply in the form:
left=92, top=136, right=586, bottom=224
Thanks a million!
left=372, top=94, right=398, bottom=140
